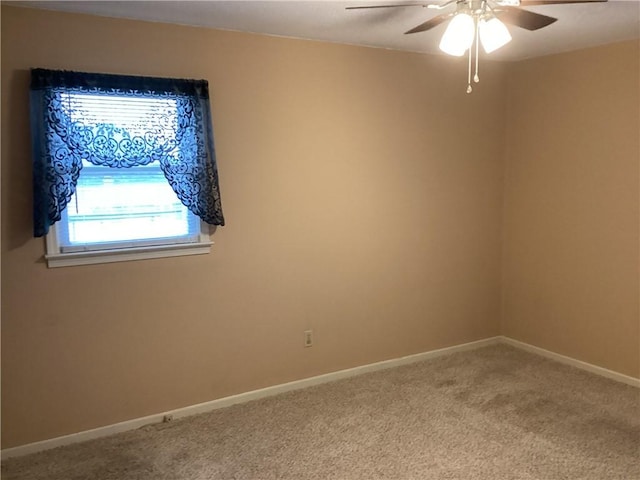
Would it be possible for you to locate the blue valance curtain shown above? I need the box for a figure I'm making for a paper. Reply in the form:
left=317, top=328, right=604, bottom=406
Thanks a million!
left=30, top=68, right=225, bottom=237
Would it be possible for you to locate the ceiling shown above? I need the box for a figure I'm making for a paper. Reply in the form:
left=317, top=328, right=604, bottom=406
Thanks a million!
left=12, top=0, right=640, bottom=61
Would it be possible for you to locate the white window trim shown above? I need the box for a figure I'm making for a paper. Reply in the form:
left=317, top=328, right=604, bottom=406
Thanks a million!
left=45, top=222, right=213, bottom=268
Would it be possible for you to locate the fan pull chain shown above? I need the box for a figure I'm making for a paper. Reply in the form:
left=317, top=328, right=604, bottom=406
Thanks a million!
left=467, top=42, right=472, bottom=94
left=474, top=19, right=480, bottom=83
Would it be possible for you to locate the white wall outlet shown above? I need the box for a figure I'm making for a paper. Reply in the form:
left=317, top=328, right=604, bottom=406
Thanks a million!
left=304, top=330, right=313, bottom=348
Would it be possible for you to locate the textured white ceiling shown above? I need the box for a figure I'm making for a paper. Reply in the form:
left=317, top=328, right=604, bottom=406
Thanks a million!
left=12, top=0, right=640, bottom=61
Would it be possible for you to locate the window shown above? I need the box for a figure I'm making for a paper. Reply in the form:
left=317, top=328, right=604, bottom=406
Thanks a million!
left=30, top=69, right=225, bottom=267
left=45, top=159, right=212, bottom=268
left=61, top=161, right=200, bottom=249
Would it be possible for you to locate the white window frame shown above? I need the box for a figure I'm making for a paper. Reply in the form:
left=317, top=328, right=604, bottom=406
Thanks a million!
left=45, top=221, right=213, bottom=268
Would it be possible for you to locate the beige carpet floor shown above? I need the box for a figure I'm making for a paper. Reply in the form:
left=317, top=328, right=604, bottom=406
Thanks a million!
left=2, top=344, right=639, bottom=479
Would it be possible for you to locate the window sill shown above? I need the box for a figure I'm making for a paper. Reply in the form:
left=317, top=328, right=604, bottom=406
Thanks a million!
left=45, top=241, right=213, bottom=268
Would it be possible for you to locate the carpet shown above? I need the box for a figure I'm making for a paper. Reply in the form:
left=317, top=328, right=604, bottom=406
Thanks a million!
left=2, top=344, right=639, bottom=479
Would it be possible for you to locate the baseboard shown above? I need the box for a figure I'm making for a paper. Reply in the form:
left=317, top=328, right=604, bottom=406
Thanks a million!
left=1, top=336, right=500, bottom=460
left=6, top=335, right=636, bottom=459
left=500, top=336, right=640, bottom=388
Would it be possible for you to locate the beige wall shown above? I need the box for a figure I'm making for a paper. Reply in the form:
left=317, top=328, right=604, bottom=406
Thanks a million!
left=1, top=6, right=506, bottom=447
left=502, top=41, right=640, bottom=378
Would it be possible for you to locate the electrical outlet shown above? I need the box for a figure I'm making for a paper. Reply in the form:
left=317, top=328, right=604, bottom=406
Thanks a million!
left=163, top=414, right=174, bottom=423
left=304, top=330, right=313, bottom=348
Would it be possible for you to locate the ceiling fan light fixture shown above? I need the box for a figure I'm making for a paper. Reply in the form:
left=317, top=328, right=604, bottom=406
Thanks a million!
left=348, top=0, right=607, bottom=92
left=479, top=17, right=512, bottom=53
left=439, top=13, right=475, bottom=56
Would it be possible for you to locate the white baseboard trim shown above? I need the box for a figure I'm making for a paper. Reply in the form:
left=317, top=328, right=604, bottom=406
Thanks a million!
left=500, top=336, right=640, bottom=388
left=6, top=335, right=636, bottom=460
left=1, top=336, right=500, bottom=460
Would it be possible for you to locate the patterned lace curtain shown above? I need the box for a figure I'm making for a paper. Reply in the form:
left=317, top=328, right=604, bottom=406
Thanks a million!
left=30, top=68, right=225, bottom=237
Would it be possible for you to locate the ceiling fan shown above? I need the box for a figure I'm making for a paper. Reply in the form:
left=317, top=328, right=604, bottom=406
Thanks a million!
left=347, top=0, right=608, bottom=92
